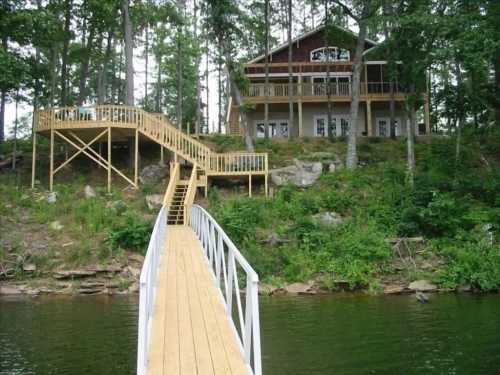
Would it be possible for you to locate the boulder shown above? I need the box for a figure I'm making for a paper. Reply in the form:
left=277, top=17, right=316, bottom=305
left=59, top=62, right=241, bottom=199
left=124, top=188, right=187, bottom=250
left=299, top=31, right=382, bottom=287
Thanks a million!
left=408, top=279, right=437, bottom=292
left=145, top=194, right=164, bottom=211
left=270, top=159, right=322, bottom=188
left=83, top=185, right=97, bottom=199
left=107, top=200, right=127, bottom=215
left=47, top=192, right=57, bottom=204
left=328, top=161, right=344, bottom=173
left=258, top=283, right=281, bottom=296
left=383, top=284, right=408, bottom=294
left=49, top=221, right=64, bottom=231
left=23, top=263, right=37, bottom=272
left=140, top=163, right=168, bottom=184
left=312, top=212, right=343, bottom=227
left=284, top=281, right=316, bottom=295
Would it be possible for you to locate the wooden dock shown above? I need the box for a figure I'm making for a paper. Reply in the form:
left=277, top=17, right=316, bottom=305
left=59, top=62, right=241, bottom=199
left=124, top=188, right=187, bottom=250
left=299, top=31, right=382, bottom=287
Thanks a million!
left=147, top=225, right=248, bottom=375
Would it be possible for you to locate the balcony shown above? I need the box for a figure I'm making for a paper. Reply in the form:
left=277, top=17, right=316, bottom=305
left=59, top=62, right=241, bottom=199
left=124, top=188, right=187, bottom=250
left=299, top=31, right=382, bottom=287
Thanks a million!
left=242, top=82, right=407, bottom=103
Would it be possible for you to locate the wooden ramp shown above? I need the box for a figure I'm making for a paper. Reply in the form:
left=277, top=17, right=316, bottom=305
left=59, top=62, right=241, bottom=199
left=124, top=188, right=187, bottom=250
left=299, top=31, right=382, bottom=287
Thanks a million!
left=147, top=225, right=248, bottom=375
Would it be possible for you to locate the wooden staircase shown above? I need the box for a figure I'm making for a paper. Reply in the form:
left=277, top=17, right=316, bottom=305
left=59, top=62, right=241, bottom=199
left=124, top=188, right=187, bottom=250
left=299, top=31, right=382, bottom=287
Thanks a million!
left=163, top=162, right=203, bottom=225
left=167, top=182, right=188, bottom=225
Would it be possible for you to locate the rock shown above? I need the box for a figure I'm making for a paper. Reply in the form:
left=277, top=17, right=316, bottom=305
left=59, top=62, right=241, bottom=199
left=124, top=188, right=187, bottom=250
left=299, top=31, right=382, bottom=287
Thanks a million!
left=83, top=185, right=97, bottom=199
left=258, top=283, right=281, bottom=296
left=0, top=286, right=23, bottom=295
left=49, top=221, right=64, bottom=231
left=128, top=253, right=145, bottom=264
left=145, top=194, right=164, bottom=211
left=261, top=233, right=290, bottom=247
left=328, top=162, right=344, bottom=173
left=77, top=288, right=102, bottom=295
left=23, top=263, right=37, bottom=272
left=284, top=281, right=316, bottom=295
left=140, top=163, right=168, bottom=184
left=80, top=281, right=105, bottom=289
left=47, top=192, right=57, bottom=204
left=383, top=284, right=408, bottom=294
left=408, top=279, right=437, bottom=292
left=270, top=159, right=322, bottom=188
left=416, top=291, right=430, bottom=303
left=312, top=212, right=343, bottom=227
left=128, top=282, right=140, bottom=293
left=107, top=200, right=127, bottom=215
left=53, top=270, right=97, bottom=279
left=126, top=266, right=141, bottom=278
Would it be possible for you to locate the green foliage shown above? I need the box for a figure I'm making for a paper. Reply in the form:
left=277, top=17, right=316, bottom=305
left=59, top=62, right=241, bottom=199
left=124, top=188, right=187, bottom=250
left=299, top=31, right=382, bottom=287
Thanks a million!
left=108, top=213, right=152, bottom=253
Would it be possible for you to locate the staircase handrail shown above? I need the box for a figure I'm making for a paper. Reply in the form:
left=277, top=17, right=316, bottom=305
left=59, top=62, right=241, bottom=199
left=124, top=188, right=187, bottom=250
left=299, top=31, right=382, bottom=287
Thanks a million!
left=183, top=164, right=199, bottom=225
left=163, top=162, right=180, bottom=206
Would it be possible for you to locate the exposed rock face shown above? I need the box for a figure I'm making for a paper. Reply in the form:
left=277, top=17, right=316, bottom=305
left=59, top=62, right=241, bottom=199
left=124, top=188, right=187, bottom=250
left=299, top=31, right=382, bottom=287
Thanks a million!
left=270, top=159, right=322, bottom=188
left=83, top=185, right=97, bottom=198
left=312, top=212, right=344, bottom=227
left=140, top=163, right=168, bottom=184
left=53, top=270, right=98, bottom=279
left=0, top=286, right=22, bottom=295
left=22, top=263, right=37, bottom=272
left=383, top=284, right=409, bottom=294
left=328, top=161, right=344, bottom=173
left=145, top=194, right=164, bottom=211
left=408, top=280, right=438, bottom=292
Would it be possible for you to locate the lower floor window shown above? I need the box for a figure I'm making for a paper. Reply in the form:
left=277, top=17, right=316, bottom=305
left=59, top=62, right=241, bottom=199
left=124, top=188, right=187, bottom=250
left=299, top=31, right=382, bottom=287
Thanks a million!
left=256, top=120, right=289, bottom=138
left=315, top=116, right=349, bottom=137
left=376, top=118, right=401, bottom=137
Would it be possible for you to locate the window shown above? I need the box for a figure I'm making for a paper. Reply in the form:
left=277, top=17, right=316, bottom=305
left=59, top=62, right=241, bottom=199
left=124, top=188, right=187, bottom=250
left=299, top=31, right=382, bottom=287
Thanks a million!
left=340, top=118, right=350, bottom=136
left=255, top=120, right=288, bottom=138
left=310, top=47, right=350, bottom=62
left=279, top=122, right=289, bottom=137
left=328, top=117, right=337, bottom=137
left=376, top=118, right=401, bottom=137
left=378, top=119, right=388, bottom=137
left=315, top=117, right=327, bottom=137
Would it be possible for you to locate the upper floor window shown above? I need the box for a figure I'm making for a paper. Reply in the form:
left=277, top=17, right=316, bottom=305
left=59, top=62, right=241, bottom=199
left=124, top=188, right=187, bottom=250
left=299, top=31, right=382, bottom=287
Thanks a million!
left=310, top=47, right=350, bottom=62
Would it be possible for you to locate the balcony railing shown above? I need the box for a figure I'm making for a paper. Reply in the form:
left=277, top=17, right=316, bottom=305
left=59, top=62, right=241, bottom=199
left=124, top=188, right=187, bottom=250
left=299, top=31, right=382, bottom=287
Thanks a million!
left=243, top=82, right=405, bottom=99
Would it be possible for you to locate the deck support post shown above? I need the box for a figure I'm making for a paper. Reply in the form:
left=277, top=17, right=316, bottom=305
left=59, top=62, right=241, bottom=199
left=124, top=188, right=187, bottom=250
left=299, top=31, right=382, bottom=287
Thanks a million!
left=31, top=130, right=37, bottom=189
left=98, top=142, right=102, bottom=168
left=160, top=145, right=164, bottom=164
left=298, top=101, right=303, bottom=137
left=107, top=127, right=111, bottom=193
left=366, top=100, right=373, bottom=136
left=248, top=174, right=252, bottom=197
left=49, top=128, right=54, bottom=191
left=424, top=96, right=431, bottom=135
left=134, top=128, right=139, bottom=187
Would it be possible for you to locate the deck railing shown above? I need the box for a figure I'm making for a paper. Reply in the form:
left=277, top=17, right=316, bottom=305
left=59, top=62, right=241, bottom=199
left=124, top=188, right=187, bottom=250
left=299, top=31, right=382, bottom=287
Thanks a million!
left=243, top=81, right=405, bottom=98
left=190, top=205, right=262, bottom=375
left=137, top=205, right=168, bottom=375
left=34, top=105, right=268, bottom=177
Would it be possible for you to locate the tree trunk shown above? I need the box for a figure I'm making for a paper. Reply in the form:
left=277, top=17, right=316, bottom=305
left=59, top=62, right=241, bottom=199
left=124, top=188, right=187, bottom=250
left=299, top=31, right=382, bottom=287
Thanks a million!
left=389, top=84, right=396, bottom=138
left=0, top=89, right=5, bottom=143
left=60, top=0, right=72, bottom=106
left=122, top=0, right=134, bottom=106
left=205, top=39, right=209, bottom=133
left=194, top=0, right=202, bottom=135
left=155, top=52, right=161, bottom=112
left=346, top=17, right=368, bottom=169
left=77, top=27, right=95, bottom=106
left=454, top=61, right=464, bottom=162
left=98, top=32, right=113, bottom=105
left=264, top=0, right=270, bottom=138
left=218, top=60, right=222, bottom=133
left=12, top=91, right=19, bottom=170
left=325, top=0, right=332, bottom=137
left=406, top=104, right=416, bottom=188
left=176, top=0, right=185, bottom=129
left=287, top=0, right=294, bottom=138
left=494, top=50, right=500, bottom=126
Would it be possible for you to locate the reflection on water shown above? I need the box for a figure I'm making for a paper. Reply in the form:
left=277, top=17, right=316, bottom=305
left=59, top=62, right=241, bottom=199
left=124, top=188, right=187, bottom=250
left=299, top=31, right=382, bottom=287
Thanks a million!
left=1, top=293, right=500, bottom=375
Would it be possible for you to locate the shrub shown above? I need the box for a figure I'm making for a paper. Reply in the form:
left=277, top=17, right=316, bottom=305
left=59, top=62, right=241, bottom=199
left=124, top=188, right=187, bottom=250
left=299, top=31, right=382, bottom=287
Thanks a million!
left=108, top=213, right=152, bottom=253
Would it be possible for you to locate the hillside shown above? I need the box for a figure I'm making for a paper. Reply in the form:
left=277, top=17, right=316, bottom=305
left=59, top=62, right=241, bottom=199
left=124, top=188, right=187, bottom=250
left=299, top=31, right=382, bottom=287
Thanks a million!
left=1, top=131, right=499, bottom=295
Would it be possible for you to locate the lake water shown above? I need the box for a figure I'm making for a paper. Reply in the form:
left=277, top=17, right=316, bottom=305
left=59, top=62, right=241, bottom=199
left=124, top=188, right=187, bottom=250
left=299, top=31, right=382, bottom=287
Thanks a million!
left=1, top=293, right=499, bottom=375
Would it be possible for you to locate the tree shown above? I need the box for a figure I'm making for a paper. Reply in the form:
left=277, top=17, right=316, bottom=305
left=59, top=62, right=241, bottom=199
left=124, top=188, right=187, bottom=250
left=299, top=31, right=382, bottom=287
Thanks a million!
left=332, top=0, right=380, bottom=169
left=122, top=0, right=134, bottom=106
left=287, top=0, right=294, bottom=138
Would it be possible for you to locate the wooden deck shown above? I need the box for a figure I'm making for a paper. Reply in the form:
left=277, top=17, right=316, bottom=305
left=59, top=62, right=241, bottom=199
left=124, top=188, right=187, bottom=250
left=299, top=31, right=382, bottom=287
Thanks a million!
left=147, top=225, right=248, bottom=375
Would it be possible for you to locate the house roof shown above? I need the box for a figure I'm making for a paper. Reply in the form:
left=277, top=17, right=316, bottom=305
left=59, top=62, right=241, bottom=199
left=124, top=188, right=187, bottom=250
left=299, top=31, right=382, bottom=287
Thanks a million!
left=247, top=24, right=379, bottom=64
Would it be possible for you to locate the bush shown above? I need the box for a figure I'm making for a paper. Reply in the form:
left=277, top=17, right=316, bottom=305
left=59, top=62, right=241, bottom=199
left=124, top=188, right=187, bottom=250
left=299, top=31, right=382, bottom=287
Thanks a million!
left=108, top=213, right=152, bottom=253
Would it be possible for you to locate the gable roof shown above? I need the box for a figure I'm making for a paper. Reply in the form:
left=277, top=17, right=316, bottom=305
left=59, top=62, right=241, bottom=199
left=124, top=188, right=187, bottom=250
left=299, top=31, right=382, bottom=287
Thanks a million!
left=247, top=24, right=379, bottom=64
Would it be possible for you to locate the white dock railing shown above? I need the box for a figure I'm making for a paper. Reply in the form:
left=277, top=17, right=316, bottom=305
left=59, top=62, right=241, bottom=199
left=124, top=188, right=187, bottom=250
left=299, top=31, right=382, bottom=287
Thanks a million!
left=137, top=206, right=167, bottom=375
left=190, top=205, right=262, bottom=375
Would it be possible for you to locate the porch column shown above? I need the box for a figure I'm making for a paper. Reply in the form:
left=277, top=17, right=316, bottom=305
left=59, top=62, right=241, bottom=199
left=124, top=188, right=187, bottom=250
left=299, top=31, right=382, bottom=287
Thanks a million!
left=134, top=128, right=139, bottom=187
left=366, top=100, right=373, bottom=136
left=49, top=128, right=54, bottom=191
left=107, top=127, right=111, bottom=193
left=298, top=75, right=303, bottom=137
left=424, top=95, right=431, bottom=135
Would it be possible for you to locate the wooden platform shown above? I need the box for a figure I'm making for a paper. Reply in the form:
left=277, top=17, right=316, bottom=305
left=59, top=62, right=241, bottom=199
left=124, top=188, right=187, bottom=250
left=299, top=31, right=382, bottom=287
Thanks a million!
left=147, top=226, right=248, bottom=375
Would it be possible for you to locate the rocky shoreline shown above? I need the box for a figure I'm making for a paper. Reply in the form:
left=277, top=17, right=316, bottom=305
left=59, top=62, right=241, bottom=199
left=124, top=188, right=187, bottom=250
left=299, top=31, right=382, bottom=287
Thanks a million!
left=0, top=253, right=144, bottom=296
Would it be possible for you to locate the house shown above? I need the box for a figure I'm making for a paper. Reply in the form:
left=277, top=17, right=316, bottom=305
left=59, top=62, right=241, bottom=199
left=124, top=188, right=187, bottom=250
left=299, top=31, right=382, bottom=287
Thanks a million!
left=227, top=24, right=431, bottom=138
